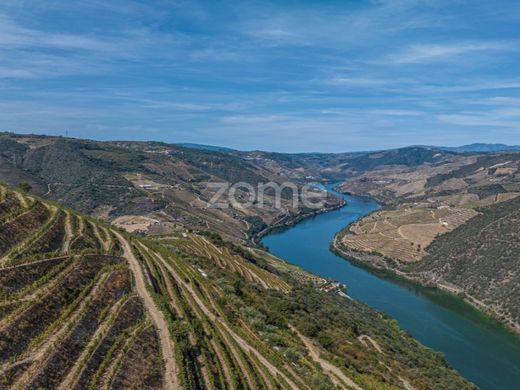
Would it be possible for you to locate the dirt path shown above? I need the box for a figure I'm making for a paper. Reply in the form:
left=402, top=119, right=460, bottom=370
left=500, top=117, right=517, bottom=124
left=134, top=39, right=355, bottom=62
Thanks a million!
left=100, top=226, right=113, bottom=250
left=0, top=205, right=54, bottom=266
left=290, top=325, right=362, bottom=390
left=217, top=328, right=256, bottom=389
left=61, top=211, right=74, bottom=254
left=358, top=335, right=384, bottom=354
left=209, top=339, right=234, bottom=386
left=0, top=256, right=78, bottom=330
left=77, top=215, right=85, bottom=235
left=44, top=183, right=52, bottom=196
left=114, top=232, right=180, bottom=390
left=10, top=257, right=77, bottom=303
left=137, top=246, right=227, bottom=389
left=399, top=376, right=416, bottom=390
left=140, top=245, right=212, bottom=389
left=13, top=191, right=29, bottom=208
left=99, top=323, right=145, bottom=389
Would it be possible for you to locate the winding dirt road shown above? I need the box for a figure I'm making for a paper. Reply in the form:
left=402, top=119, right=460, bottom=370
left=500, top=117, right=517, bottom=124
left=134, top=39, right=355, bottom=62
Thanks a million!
left=114, top=232, right=180, bottom=390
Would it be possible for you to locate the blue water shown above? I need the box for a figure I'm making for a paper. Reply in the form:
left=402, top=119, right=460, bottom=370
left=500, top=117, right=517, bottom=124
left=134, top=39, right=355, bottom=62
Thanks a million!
left=262, top=186, right=520, bottom=389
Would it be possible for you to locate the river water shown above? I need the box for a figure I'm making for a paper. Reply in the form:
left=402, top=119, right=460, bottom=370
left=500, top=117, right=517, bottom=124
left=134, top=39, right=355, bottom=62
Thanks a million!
left=261, top=186, right=520, bottom=389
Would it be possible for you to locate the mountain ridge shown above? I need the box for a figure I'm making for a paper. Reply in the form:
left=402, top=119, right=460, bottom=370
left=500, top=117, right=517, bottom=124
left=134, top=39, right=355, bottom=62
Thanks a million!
left=421, top=143, right=520, bottom=153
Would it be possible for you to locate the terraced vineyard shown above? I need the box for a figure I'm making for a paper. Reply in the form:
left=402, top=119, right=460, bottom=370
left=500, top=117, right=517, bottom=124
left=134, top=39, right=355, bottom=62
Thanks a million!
left=340, top=204, right=478, bottom=262
left=414, top=195, right=520, bottom=331
left=0, top=184, right=474, bottom=389
left=0, top=186, right=162, bottom=389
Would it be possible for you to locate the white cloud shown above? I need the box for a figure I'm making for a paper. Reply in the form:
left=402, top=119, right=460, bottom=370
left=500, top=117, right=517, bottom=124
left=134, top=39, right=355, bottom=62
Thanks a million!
left=0, top=14, right=116, bottom=52
left=410, top=78, right=520, bottom=94
left=0, top=67, right=37, bottom=78
left=326, top=77, right=394, bottom=87
left=220, top=115, right=287, bottom=125
left=438, top=107, right=520, bottom=128
left=368, top=109, right=423, bottom=116
left=240, top=0, right=439, bottom=49
left=387, top=41, right=512, bottom=64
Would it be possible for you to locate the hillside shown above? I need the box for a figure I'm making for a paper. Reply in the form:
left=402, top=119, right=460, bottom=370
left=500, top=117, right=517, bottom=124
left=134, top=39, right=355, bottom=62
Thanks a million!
left=0, top=132, right=342, bottom=243
left=1, top=134, right=460, bottom=244
left=0, top=185, right=164, bottom=389
left=335, top=150, right=520, bottom=265
left=338, top=151, right=520, bottom=205
left=0, top=183, right=475, bottom=389
left=335, top=195, right=520, bottom=333
left=176, top=143, right=237, bottom=152
left=334, top=150, right=520, bottom=333
left=240, top=147, right=456, bottom=182
left=412, top=196, right=520, bottom=331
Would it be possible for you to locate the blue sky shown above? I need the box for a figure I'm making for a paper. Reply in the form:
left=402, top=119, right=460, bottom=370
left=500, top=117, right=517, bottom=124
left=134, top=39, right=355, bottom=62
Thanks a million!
left=0, top=0, right=519, bottom=152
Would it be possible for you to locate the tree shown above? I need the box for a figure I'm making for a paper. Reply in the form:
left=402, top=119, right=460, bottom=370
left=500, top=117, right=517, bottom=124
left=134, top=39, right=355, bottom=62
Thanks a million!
left=19, top=182, right=32, bottom=193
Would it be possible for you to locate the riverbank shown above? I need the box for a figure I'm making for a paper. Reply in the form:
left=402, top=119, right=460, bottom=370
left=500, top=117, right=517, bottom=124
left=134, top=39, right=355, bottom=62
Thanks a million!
left=251, top=196, right=346, bottom=245
left=258, top=185, right=520, bottom=336
left=261, top=188, right=520, bottom=389
left=333, top=179, right=520, bottom=336
left=332, top=225, right=520, bottom=337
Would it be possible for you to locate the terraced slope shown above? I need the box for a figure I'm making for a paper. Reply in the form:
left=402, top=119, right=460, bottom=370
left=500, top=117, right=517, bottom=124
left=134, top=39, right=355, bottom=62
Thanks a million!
left=338, top=151, right=520, bottom=205
left=0, top=188, right=163, bottom=389
left=334, top=151, right=520, bottom=333
left=336, top=195, right=520, bottom=334
left=0, top=184, right=475, bottom=389
left=340, top=205, right=478, bottom=262
left=413, top=196, right=520, bottom=332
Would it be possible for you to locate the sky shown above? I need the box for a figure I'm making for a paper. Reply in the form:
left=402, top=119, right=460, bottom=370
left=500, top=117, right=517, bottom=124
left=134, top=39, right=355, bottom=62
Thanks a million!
left=0, top=0, right=519, bottom=152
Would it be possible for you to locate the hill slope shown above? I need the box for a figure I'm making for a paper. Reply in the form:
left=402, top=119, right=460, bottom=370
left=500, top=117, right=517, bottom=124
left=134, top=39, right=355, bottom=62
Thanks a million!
left=0, top=184, right=475, bottom=389
left=0, top=134, right=461, bottom=244
left=413, top=196, right=520, bottom=331
left=240, top=147, right=456, bottom=183
left=334, top=150, right=520, bottom=333
left=0, top=186, right=164, bottom=389
left=0, top=132, right=341, bottom=243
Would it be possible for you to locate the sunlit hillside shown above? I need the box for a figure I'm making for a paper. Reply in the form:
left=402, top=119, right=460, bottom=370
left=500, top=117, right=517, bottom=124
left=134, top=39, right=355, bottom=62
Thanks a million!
left=0, top=184, right=474, bottom=389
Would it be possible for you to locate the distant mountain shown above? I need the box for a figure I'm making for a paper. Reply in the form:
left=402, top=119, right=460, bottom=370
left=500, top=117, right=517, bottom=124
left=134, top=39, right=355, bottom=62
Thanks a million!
left=0, top=132, right=344, bottom=242
left=178, top=142, right=520, bottom=155
left=431, top=143, right=520, bottom=153
left=176, top=142, right=236, bottom=152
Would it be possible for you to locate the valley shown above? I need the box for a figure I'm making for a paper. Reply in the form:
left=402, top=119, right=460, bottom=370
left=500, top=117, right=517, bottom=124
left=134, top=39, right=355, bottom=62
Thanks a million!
left=334, top=149, right=520, bottom=333
left=263, top=187, right=520, bottom=390
left=2, top=1, right=520, bottom=388
left=2, top=132, right=520, bottom=388
left=0, top=132, right=342, bottom=243
left=0, top=182, right=475, bottom=389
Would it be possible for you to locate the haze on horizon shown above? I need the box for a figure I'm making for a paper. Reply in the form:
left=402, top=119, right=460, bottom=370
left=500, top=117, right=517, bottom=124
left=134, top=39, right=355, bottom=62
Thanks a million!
left=1, top=0, right=519, bottom=153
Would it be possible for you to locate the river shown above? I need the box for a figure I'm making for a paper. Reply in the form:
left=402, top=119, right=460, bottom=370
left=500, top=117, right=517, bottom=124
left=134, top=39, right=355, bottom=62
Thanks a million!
left=261, top=185, right=520, bottom=389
